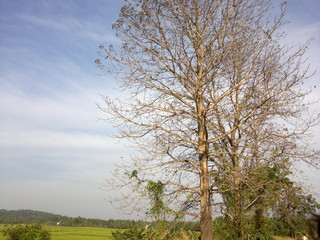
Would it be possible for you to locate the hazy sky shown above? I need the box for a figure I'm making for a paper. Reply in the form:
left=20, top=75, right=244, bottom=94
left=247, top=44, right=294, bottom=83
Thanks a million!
left=0, top=0, right=319, bottom=220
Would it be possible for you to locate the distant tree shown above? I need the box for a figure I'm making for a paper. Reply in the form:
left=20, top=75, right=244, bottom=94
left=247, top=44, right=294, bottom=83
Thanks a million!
left=97, top=0, right=319, bottom=239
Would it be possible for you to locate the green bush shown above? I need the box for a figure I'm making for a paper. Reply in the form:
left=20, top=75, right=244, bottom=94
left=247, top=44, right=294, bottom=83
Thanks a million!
left=212, top=217, right=236, bottom=240
left=247, top=229, right=275, bottom=240
left=112, top=224, right=160, bottom=240
left=3, top=224, right=51, bottom=240
left=111, top=223, right=198, bottom=240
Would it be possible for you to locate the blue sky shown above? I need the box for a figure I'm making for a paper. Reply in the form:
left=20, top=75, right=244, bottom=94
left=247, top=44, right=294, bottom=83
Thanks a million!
left=0, top=0, right=319, bottom=220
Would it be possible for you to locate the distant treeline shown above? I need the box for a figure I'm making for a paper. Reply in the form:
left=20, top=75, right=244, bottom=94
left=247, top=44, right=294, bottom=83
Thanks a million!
left=0, top=209, right=200, bottom=230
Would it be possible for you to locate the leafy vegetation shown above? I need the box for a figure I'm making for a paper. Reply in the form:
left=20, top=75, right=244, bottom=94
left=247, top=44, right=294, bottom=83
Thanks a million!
left=2, top=224, right=50, bottom=240
left=212, top=215, right=319, bottom=240
left=1, top=181, right=317, bottom=239
left=215, top=159, right=320, bottom=239
left=111, top=222, right=199, bottom=240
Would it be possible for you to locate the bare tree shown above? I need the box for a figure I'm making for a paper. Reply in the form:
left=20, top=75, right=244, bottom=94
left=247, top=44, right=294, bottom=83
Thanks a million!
left=97, top=0, right=319, bottom=239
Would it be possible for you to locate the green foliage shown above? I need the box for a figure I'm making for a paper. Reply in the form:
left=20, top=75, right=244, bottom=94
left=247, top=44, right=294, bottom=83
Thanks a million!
left=272, top=184, right=319, bottom=238
left=111, top=222, right=199, bottom=240
left=112, top=225, right=160, bottom=240
left=130, top=169, right=138, bottom=179
left=146, top=180, right=166, bottom=219
left=125, top=169, right=173, bottom=220
left=2, top=224, right=51, bottom=240
left=212, top=217, right=236, bottom=240
left=213, top=217, right=277, bottom=240
left=214, top=157, right=320, bottom=239
left=247, top=229, right=275, bottom=240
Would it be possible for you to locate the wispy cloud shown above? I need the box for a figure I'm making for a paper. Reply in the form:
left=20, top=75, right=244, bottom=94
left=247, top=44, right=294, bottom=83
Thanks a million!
left=0, top=130, right=112, bottom=149
left=0, top=0, right=128, bottom=219
left=18, top=14, right=70, bottom=31
left=17, top=13, right=118, bottom=43
left=0, top=0, right=319, bottom=220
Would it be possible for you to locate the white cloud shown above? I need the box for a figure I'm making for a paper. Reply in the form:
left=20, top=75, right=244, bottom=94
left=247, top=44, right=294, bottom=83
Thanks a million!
left=0, top=0, right=318, bottom=220
left=0, top=130, right=112, bottom=149
left=17, top=13, right=118, bottom=43
left=18, top=14, right=69, bottom=31
left=0, top=0, right=129, bottom=220
left=1, top=90, right=91, bottom=130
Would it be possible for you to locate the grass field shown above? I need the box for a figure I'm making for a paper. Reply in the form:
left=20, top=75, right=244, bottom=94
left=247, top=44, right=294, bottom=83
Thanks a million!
left=0, top=225, right=295, bottom=240
left=49, top=226, right=117, bottom=240
left=0, top=225, right=117, bottom=240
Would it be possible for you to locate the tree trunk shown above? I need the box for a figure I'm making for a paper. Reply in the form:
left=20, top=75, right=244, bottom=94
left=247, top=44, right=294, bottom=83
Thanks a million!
left=198, top=104, right=213, bottom=240
left=233, top=171, right=244, bottom=239
left=199, top=160, right=214, bottom=240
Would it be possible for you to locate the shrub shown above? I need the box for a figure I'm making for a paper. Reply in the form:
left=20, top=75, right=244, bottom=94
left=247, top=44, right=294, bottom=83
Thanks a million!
left=111, top=223, right=198, bottom=240
left=171, top=230, right=199, bottom=240
left=247, top=229, right=275, bottom=240
left=212, top=217, right=236, bottom=240
left=112, top=224, right=160, bottom=240
left=3, top=224, right=51, bottom=240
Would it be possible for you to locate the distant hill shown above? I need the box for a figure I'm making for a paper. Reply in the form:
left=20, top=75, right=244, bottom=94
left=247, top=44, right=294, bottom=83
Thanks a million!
left=0, top=209, right=200, bottom=230
left=0, top=209, right=62, bottom=220
left=0, top=209, right=137, bottom=228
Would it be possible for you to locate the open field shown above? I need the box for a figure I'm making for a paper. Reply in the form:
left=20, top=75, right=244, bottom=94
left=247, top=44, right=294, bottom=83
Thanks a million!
left=49, top=226, right=116, bottom=240
left=0, top=225, right=117, bottom=240
left=0, top=225, right=296, bottom=240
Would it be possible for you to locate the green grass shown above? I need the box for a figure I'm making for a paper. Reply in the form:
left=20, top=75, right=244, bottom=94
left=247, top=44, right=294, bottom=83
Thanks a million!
left=50, top=226, right=117, bottom=240
left=0, top=225, right=117, bottom=240
left=0, top=225, right=296, bottom=240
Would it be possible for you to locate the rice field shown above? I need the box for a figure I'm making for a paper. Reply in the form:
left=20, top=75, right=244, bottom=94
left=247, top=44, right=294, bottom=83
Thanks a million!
left=0, top=225, right=117, bottom=240
left=0, top=225, right=295, bottom=240
left=51, top=226, right=117, bottom=240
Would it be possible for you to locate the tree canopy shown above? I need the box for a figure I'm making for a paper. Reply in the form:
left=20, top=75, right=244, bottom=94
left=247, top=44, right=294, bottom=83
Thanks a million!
left=97, top=0, right=319, bottom=239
